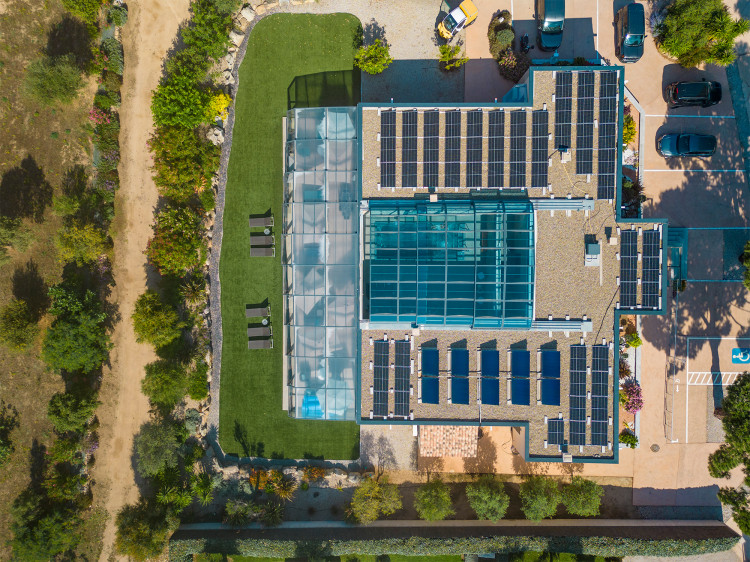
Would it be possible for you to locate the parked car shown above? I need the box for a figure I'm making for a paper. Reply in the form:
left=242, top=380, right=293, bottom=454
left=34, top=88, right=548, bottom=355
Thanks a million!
left=438, top=0, right=478, bottom=40
left=536, top=0, right=565, bottom=51
left=657, top=133, right=717, bottom=158
left=615, top=3, right=645, bottom=63
left=666, top=80, right=722, bottom=108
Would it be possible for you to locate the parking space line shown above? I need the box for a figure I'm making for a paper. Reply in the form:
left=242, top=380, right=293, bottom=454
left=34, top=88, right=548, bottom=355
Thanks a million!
left=643, top=169, right=746, bottom=173
left=645, top=114, right=736, bottom=119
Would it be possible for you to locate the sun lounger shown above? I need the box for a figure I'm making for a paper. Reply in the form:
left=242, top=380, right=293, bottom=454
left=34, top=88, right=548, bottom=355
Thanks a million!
left=245, top=305, right=270, bottom=318
left=250, top=235, right=274, bottom=246
left=249, top=216, right=274, bottom=228
left=510, top=349, right=531, bottom=406
left=540, top=350, right=561, bottom=406
left=420, top=348, right=439, bottom=404
left=480, top=349, right=500, bottom=406
left=247, top=326, right=272, bottom=338
left=450, top=348, right=469, bottom=405
left=247, top=337, right=273, bottom=350
left=250, top=246, right=275, bottom=257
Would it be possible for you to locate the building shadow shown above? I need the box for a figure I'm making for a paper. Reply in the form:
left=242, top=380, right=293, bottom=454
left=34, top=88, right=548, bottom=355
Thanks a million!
left=287, top=69, right=361, bottom=110
left=361, top=59, right=464, bottom=104
left=512, top=18, right=596, bottom=61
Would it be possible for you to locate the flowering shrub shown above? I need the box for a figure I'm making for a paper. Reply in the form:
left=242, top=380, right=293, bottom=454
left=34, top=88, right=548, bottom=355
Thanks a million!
left=302, top=466, right=326, bottom=482
left=621, top=381, right=643, bottom=414
left=496, top=49, right=531, bottom=83
left=249, top=468, right=270, bottom=492
left=89, top=107, right=111, bottom=125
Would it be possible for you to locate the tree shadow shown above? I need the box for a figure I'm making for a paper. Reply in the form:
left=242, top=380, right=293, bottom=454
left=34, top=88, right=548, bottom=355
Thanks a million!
left=12, top=260, right=49, bottom=321
left=29, top=439, right=47, bottom=492
left=0, top=155, right=53, bottom=222
left=360, top=18, right=386, bottom=46
left=462, top=427, right=498, bottom=474
left=360, top=432, right=398, bottom=477
left=233, top=420, right=265, bottom=458
left=45, top=14, right=94, bottom=71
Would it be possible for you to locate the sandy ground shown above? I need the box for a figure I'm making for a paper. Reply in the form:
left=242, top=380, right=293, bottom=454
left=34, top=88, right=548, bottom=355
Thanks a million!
left=93, top=1, right=190, bottom=560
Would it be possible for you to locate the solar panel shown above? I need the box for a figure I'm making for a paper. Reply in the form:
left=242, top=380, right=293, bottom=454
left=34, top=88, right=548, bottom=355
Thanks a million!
left=380, top=110, right=396, bottom=188
left=531, top=110, right=549, bottom=188
left=569, top=345, right=587, bottom=446
left=402, top=110, right=417, bottom=188
left=394, top=341, right=410, bottom=417
left=421, top=348, right=440, bottom=404
left=598, top=71, right=618, bottom=199
left=642, top=230, right=661, bottom=309
left=620, top=230, right=638, bottom=308
left=488, top=110, right=504, bottom=188
left=445, top=110, right=461, bottom=188
left=509, top=110, right=527, bottom=188
left=480, top=349, right=500, bottom=405
left=576, top=72, right=594, bottom=175
left=467, top=110, right=483, bottom=188
left=451, top=348, right=470, bottom=405
left=548, top=419, right=564, bottom=446
left=555, top=71, right=572, bottom=149
left=423, top=110, right=439, bottom=188
left=591, top=345, right=609, bottom=446
left=540, top=349, right=560, bottom=406
left=373, top=341, right=389, bottom=417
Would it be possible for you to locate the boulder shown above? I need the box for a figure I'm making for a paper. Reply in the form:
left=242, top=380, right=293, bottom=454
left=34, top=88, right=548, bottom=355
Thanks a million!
left=248, top=0, right=265, bottom=7
left=229, top=30, right=244, bottom=47
left=223, top=465, right=240, bottom=476
left=332, top=468, right=346, bottom=476
left=347, top=473, right=362, bottom=484
left=207, top=126, right=225, bottom=145
left=240, top=6, right=256, bottom=22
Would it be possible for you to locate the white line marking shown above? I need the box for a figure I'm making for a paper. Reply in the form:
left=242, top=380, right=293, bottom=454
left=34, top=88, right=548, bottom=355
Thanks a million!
left=645, top=114, right=736, bottom=119
left=643, top=169, right=746, bottom=173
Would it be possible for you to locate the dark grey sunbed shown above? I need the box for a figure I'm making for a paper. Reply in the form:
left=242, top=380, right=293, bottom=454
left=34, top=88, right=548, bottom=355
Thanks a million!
left=250, top=235, right=274, bottom=246
left=247, top=326, right=272, bottom=337
left=249, top=216, right=274, bottom=228
left=248, top=338, right=273, bottom=350
left=250, top=246, right=275, bottom=257
left=245, top=305, right=270, bottom=318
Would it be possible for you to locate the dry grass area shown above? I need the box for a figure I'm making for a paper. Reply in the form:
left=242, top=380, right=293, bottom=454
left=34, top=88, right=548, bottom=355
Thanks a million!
left=0, top=0, right=97, bottom=558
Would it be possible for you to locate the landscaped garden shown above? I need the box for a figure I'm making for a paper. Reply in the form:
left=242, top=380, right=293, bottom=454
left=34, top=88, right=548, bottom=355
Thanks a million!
left=219, top=13, right=361, bottom=460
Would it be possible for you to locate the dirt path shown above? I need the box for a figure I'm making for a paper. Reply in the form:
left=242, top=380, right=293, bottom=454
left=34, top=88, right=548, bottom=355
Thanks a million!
left=94, top=1, right=190, bottom=560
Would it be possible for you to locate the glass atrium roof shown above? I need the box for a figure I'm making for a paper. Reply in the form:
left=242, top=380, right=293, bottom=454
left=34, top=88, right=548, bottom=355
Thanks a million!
left=283, top=107, right=358, bottom=420
left=366, top=199, right=535, bottom=328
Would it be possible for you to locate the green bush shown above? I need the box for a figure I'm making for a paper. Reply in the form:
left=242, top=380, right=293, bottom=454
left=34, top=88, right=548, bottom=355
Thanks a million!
left=25, top=55, right=84, bottom=105
left=487, top=11, right=514, bottom=58
left=438, top=44, right=469, bottom=72
left=187, top=362, right=209, bottom=400
left=152, top=71, right=212, bottom=128
left=622, top=114, right=636, bottom=145
left=132, top=290, right=184, bottom=349
left=466, top=475, right=509, bottom=522
left=625, top=332, right=642, bottom=348
left=0, top=299, right=38, bottom=349
left=619, top=429, right=638, bottom=449
left=519, top=475, right=561, bottom=521
left=495, top=28, right=515, bottom=51
left=348, top=477, right=402, bottom=524
left=414, top=479, right=454, bottom=521
left=224, top=499, right=258, bottom=526
left=62, top=0, right=105, bottom=28
left=55, top=222, right=110, bottom=265
left=10, top=500, right=81, bottom=560
left=101, top=37, right=124, bottom=76
left=133, top=418, right=183, bottom=478
left=147, top=205, right=205, bottom=275
left=94, top=90, right=120, bottom=110
left=260, top=499, right=285, bottom=526
left=142, top=360, right=188, bottom=410
left=47, top=392, right=99, bottom=434
left=107, top=5, right=128, bottom=26
left=115, top=499, right=171, bottom=561
left=657, top=0, right=749, bottom=67
left=561, top=476, right=603, bottom=517
left=354, top=39, right=393, bottom=75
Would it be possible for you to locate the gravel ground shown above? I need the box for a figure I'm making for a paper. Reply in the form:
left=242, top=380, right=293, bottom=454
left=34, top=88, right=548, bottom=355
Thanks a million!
left=360, top=425, right=418, bottom=472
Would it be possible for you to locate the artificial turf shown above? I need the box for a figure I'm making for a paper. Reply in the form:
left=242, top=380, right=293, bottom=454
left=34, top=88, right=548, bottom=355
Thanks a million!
left=218, top=13, right=361, bottom=460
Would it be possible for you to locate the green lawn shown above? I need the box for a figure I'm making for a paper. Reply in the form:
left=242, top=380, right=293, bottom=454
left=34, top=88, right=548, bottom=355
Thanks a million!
left=219, top=14, right=361, bottom=460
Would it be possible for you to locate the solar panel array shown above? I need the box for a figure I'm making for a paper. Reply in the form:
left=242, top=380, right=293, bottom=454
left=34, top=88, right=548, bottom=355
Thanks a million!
left=402, top=110, right=417, bottom=188
left=591, top=345, right=609, bottom=446
left=488, top=110, right=505, bottom=188
left=642, top=230, right=661, bottom=309
left=620, top=230, right=638, bottom=308
left=569, top=345, right=587, bottom=446
left=423, top=110, right=439, bottom=188
left=531, top=110, right=549, bottom=188
left=445, top=110, right=461, bottom=187
left=380, top=110, right=396, bottom=188
left=548, top=419, right=564, bottom=446
left=373, top=341, right=389, bottom=417
left=509, top=111, right=527, bottom=188
left=555, top=71, right=572, bottom=149
left=598, top=71, right=618, bottom=199
left=467, top=110, right=483, bottom=188
left=394, top=341, right=410, bottom=417
left=576, top=72, right=594, bottom=175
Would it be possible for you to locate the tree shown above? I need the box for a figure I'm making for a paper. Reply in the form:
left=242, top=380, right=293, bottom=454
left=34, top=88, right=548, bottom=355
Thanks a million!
left=47, top=392, right=99, bottom=434
left=25, top=55, right=83, bottom=105
left=42, top=312, right=110, bottom=372
left=466, top=475, right=509, bottom=522
left=354, top=39, right=393, bottom=74
left=0, top=401, right=19, bottom=466
left=519, top=475, right=561, bottom=521
left=414, top=478, right=454, bottom=521
left=10, top=502, right=81, bottom=560
left=146, top=205, right=205, bottom=275
left=142, top=360, right=187, bottom=409
left=561, top=476, right=603, bottom=517
left=132, top=291, right=184, bottom=349
left=348, top=476, right=402, bottom=524
left=0, top=299, right=38, bottom=349
left=657, top=0, right=749, bottom=67
left=115, top=500, right=171, bottom=561
left=55, top=222, right=109, bottom=265
left=133, top=419, right=182, bottom=478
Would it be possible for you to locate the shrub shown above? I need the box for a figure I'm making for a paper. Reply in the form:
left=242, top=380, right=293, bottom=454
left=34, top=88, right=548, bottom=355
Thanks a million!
left=709, top=443, right=742, bottom=478
left=55, top=222, right=110, bottom=265
left=133, top=419, right=182, bottom=478
left=266, top=470, right=298, bottom=501
left=152, top=71, right=212, bottom=128
left=348, top=476, right=402, bottom=524
left=561, top=476, right=603, bottom=517
left=187, top=362, right=209, bottom=400
left=466, top=475, right=509, bottom=522
left=497, top=49, right=531, bottom=83
left=224, top=499, right=257, bottom=526
left=132, top=290, right=184, bottom=349
left=519, top=476, right=560, bottom=521
left=621, top=380, right=644, bottom=414
left=414, top=479, right=454, bottom=521
left=205, top=91, right=232, bottom=121
left=25, top=55, right=84, bottom=105
left=10, top=502, right=81, bottom=560
left=47, top=392, right=99, bottom=434
left=620, top=429, right=638, bottom=449
left=438, top=44, right=469, bottom=72
left=622, top=114, right=636, bottom=145
left=260, top=499, right=285, bottom=527
left=147, top=205, right=205, bottom=275
left=487, top=11, right=514, bottom=58
left=115, top=500, right=171, bottom=561
left=657, top=0, right=749, bottom=67
left=192, top=472, right=218, bottom=506
left=94, top=90, right=120, bottom=110
left=107, top=5, right=128, bottom=26
left=621, top=177, right=646, bottom=219
left=101, top=37, right=124, bottom=76
left=302, top=466, right=326, bottom=483
left=625, top=332, right=642, bottom=348
left=495, top=28, right=515, bottom=51
left=0, top=299, right=38, bottom=349
left=142, top=360, right=188, bottom=410
left=354, top=39, right=393, bottom=75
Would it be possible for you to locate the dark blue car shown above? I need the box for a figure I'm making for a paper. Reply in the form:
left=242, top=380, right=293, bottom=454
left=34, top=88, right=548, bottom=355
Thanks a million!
left=658, top=133, right=717, bottom=158
left=615, top=3, right=645, bottom=63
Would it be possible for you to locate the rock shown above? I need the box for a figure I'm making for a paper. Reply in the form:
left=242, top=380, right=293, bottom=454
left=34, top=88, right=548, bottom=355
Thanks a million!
left=229, top=30, right=244, bottom=47
left=254, top=3, right=268, bottom=14
left=240, top=6, right=255, bottom=22
left=347, top=473, right=362, bottom=484
left=249, top=0, right=265, bottom=8
left=278, top=0, right=289, bottom=4
left=207, top=126, right=225, bottom=145
left=332, top=468, right=346, bottom=476
left=224, top=465, right=239, bottom=476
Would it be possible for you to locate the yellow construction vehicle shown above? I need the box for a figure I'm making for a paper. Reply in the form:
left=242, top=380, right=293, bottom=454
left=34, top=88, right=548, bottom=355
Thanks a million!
left=438, top=0, right=478, bottom=40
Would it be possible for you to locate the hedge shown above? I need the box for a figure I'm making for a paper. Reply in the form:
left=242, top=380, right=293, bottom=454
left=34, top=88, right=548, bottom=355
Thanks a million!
left=168, top=535, right=739, bottom=561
